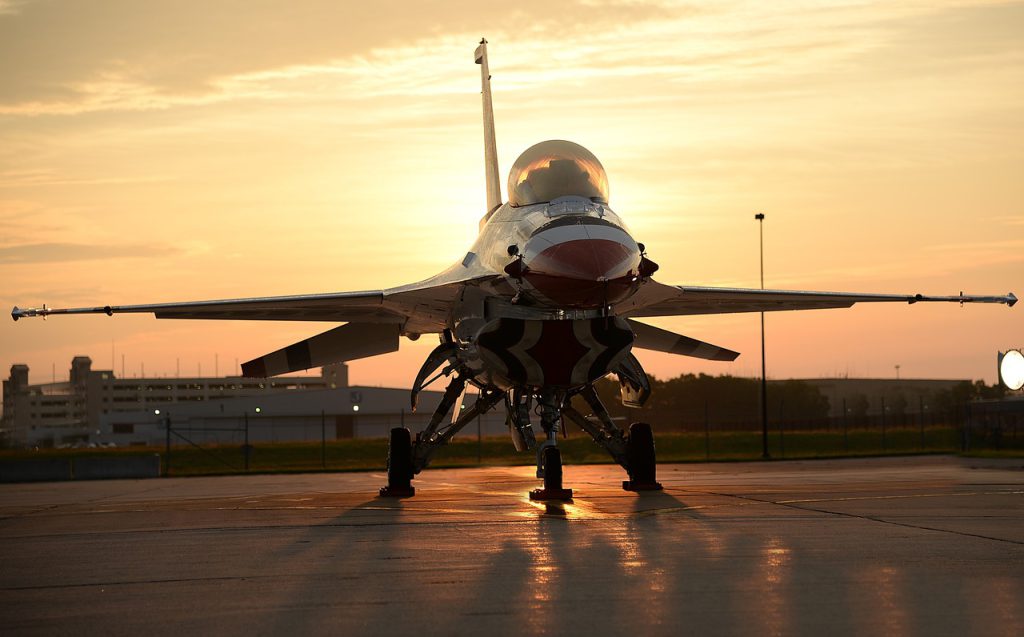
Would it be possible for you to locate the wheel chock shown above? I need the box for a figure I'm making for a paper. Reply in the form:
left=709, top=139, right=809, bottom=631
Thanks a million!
left=622, top=480, right=662, bottom=492
left=529, top=487, right=573, bottom=501
left=378, top=485, right=415, bottom=498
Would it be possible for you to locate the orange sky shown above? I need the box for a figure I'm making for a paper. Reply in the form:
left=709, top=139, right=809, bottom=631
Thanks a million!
left=1, top=0, right=1021, bottom=389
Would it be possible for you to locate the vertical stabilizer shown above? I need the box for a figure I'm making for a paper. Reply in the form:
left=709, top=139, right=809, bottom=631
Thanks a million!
left=475, top=39, right=502, bottom=216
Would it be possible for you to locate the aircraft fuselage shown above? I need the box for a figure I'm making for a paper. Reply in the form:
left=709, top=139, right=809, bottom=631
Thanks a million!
left=440, top=192, right=650, bottom=391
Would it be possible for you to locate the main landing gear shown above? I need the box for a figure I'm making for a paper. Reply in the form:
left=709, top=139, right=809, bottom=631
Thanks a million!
left=379, top=427, right=415, bottom=498
left=380, top=374, right=662, bottom=498
left=622, top=422, right=662, bottom=491
left=380, top=370, right=504, bottom=498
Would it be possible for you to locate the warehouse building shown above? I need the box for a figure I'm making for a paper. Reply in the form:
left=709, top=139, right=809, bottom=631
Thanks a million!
left=2, top=357, right=506, bottom=447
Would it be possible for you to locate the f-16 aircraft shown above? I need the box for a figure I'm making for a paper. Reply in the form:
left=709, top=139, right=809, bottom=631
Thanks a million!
left=12, top=40, right=1016, bottom=500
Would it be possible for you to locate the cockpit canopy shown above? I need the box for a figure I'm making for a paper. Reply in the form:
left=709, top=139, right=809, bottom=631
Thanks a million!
left=507, top=140, right=609, bottom=207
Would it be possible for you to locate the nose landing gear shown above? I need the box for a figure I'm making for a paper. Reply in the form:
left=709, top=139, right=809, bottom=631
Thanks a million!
left=529, top=446, right=573, bottom=501
left=529, top=389, right=573, bottom=501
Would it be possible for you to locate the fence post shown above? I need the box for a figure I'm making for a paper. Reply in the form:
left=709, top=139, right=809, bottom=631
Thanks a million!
left=842, top=398, right=849, bottom=452
left=959, top=403, right=965, bottom=451
left=995, top=409, right=1003, bottom=451
left=964, top=402, right=971, bottom=451
left=919, top=395, right=925, bottom=450
left=164, top=413, right=171, bottom=477
left=881, top=396, right=887, bottom=451
left=703, top=399, right=710, bottom=461
left=778, top=399, right=785, bottom=459
left=244, top=412, right=250, bottom=472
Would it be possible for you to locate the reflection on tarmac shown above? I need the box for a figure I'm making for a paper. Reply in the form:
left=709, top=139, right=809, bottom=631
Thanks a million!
left=0, top=457, right=1022, bottom=636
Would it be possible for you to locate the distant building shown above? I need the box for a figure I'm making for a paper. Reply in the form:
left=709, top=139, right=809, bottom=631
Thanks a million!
left=2, top=357, right=506, bottom=447
left=99, top=385, right=509, bottom=447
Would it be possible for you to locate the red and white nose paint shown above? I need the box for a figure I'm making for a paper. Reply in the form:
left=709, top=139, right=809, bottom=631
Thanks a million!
left=521, top=221, right=641, bottom=308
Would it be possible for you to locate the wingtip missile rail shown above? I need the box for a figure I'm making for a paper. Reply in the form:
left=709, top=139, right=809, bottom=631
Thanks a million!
left=11, top=304, right=114, bottom=321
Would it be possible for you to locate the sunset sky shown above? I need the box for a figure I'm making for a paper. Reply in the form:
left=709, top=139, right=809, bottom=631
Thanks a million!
left=1, top=0, right=1021, bottom=390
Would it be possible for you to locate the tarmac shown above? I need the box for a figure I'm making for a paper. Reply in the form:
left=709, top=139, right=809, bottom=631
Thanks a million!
left=1, top=455, right=1022, bottom=636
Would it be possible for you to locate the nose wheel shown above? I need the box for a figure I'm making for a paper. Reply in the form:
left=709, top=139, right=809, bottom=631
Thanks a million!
left=530, top=446, right=573, bottom=501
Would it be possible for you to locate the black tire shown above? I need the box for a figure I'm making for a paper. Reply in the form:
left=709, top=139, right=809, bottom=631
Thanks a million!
left=542, top=446, right=563, bottom=491
left=386, top=427, right=414, bottom=488
left=626, top=422, right=656, bottom=484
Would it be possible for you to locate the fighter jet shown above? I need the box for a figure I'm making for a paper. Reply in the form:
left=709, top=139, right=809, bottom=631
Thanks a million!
left=12, top=40, right=1016, bottom=500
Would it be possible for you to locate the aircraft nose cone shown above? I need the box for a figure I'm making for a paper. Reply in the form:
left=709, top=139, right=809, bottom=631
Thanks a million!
left=532, top=238, right=635, bottom=281
left=526, top=223, right=639, bottom=280
left=521, top=223, right=641, bottom=308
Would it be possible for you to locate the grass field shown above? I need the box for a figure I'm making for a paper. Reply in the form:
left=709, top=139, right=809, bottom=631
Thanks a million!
left=4, top=426, right=1020, bottom=477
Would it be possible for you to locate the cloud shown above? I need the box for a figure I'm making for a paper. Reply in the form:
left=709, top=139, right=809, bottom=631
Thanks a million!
left=0, top=169, right=172, bottom=187
left=2, top=0, right=1018, bottom=121
left=0, top=0, right=27, bottom=16
left=0, top=242, right=180, bottom=264
left=991, top=215, right=1024, bottom=227
left=3, top=285, right=107, bottom=307
left=765, top=238, right=1024, bottom=290
left=0, top=0, right=673, bottom=113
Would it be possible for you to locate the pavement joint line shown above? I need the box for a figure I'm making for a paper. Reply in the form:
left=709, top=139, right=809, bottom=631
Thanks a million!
left=1, top=574, right=259, bottom=592
left=0, top=517, right=629, bottom=541
left=710, top=490, right=1024, bottom=546
left=774, top=489, right=1024, bottom=504
left=0, top=496, right=777, bottom=534
left=3, top=563, right=491, bottom=593
left=0, top=482, right=175, bottom=523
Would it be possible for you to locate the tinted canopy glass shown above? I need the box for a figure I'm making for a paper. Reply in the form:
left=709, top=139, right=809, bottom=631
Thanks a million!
left=507, top=140, right=609, bottom=207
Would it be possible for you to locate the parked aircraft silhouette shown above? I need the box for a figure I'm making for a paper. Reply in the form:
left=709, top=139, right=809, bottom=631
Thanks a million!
left=13, top=40, right=1016, bottom=499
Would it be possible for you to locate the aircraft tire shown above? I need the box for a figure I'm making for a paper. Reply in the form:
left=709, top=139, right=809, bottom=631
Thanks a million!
left=386, top=427, right=414, bottom=490
left=626, top=422, right=657, bottom=484
left=542, top=446, right=563, bottom=491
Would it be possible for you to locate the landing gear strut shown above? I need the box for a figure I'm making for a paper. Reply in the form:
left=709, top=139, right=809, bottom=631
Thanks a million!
left=379, top=373, right=503, bottom=498
left=564, top=386, right=662, bottom=491
left=526, top=389, right=573, bottom=500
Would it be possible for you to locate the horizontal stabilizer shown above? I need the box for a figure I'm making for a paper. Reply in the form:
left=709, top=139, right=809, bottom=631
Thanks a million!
left=628, top=320, right=740, bottom=361
left=242, top=323, right=400, bottom=378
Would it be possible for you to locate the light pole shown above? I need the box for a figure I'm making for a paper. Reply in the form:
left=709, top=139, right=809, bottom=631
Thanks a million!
left=756, top=213, right=769, bottom=459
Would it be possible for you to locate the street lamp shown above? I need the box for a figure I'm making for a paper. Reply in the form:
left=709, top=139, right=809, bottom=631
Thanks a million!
left=755, top=213, right=769, bottom=459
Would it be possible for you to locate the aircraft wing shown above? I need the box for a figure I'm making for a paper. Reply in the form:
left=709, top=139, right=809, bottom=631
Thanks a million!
left=11, top=275, right=501, bottom=335
left=615, top=280, right=1017, bottom=318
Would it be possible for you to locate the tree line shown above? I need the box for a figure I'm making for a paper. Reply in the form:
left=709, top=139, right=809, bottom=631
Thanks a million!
left=573, top=374, right=1007, bottom=432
